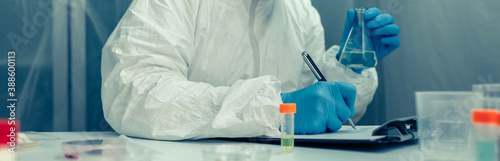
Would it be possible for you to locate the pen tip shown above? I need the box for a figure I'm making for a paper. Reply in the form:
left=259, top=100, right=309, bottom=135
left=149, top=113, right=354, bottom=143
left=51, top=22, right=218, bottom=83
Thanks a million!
left=347, top=118, right=356, bottom=130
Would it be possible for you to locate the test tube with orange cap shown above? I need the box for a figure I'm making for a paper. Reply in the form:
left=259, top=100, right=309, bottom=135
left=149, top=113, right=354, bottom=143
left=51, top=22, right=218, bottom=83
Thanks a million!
left=472, top=108, right=499, bottom=161
left=280, top=103, right=296, bottom=152
left=473, top=84, right=500, bottom=161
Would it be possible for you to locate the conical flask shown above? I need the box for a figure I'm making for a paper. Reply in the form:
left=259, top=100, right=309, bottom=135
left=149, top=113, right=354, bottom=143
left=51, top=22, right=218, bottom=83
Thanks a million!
left=339, top=7, right=377, bottom=69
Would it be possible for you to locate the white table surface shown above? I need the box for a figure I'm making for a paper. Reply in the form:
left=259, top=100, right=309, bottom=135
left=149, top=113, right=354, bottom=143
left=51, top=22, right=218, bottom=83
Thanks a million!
left=14, top=132, right=421, bottom=161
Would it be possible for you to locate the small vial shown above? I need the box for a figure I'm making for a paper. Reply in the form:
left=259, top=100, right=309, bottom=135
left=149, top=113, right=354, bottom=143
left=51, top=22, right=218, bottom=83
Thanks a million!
left=472, top=109, right=499, bottom=161
left=473, top=84, right=500, bottom=161
left=280, top=103, right=296, bottom=152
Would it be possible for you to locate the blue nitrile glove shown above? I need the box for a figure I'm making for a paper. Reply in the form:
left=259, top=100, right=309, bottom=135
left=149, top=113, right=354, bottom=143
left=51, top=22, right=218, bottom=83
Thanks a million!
left=337, top=8, right=401, bottom=73
left=281, top=82, right=356, bottom=134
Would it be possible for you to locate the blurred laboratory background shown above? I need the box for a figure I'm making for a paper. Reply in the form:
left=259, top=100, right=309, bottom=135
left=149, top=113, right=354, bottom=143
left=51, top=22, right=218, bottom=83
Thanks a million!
left=0, top=0, right=499, bottom=132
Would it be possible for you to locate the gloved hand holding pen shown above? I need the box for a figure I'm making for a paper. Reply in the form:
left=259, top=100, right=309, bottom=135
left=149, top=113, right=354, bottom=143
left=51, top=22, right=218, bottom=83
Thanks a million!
left=281, top=82, right=356, bottom=134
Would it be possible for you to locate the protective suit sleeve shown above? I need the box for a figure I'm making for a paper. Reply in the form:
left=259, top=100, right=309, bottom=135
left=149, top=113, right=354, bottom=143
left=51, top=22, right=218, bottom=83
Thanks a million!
left=322, top=46, right=378, bottom=122
left=302, top=2, right=378, bottom=122
left=101, top=0, right=281, bottom=140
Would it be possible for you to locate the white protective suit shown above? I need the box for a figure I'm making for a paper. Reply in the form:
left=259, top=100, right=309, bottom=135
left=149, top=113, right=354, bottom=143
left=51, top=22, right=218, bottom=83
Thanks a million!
left=101, top=0, right=378, bottom=140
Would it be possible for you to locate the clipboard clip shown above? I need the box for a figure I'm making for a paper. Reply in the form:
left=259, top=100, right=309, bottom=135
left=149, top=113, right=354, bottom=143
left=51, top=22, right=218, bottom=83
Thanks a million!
left=371, top=116, right=417, bottom=143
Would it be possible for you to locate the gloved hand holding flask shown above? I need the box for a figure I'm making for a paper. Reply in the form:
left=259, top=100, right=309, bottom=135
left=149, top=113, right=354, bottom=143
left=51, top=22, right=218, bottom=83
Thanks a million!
left=338, top=7, right=401, bottom=73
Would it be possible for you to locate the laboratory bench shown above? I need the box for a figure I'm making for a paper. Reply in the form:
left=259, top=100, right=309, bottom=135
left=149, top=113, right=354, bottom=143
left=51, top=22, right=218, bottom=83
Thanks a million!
left=14, top=131, right=420, bottom=161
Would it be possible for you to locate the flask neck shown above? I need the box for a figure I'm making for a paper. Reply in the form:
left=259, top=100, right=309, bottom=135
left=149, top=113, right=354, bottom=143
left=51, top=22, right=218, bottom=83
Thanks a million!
left=356, top=8, right=366, bottom=25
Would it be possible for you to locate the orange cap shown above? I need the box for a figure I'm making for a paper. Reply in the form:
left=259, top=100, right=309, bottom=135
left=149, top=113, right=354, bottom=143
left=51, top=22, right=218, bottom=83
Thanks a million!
left=280, top=103, right=296, bottom=113
left=497, top=110, right=500, bottom=126
left=472, top=109, right=498, bottom=124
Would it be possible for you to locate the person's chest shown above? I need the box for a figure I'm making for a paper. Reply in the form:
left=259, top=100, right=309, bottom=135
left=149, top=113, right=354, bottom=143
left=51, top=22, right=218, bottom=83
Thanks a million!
left=187, top=0, right=308, bottom=87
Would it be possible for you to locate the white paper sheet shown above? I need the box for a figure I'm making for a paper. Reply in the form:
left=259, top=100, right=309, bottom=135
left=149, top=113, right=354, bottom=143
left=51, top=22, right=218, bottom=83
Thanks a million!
left=273, top=126, right=385, bottom=141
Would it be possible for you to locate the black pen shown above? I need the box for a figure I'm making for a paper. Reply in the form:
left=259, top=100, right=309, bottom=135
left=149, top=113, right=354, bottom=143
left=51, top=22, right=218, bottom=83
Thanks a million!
left=301, top=51, right=357, bottom=130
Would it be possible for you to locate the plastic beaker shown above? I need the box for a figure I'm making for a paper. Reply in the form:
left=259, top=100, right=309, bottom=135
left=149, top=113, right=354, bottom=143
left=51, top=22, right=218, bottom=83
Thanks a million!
left=415, top=92, right=479, bottom=160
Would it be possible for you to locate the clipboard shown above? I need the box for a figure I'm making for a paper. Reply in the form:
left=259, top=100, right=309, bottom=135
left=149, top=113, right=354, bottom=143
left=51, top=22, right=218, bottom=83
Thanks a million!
left=215, top=116, right=417, bottom=144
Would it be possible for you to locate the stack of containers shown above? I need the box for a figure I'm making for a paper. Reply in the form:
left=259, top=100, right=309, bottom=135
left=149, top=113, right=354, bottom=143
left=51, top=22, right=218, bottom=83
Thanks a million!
left=472, top=84, right=500, bottom=161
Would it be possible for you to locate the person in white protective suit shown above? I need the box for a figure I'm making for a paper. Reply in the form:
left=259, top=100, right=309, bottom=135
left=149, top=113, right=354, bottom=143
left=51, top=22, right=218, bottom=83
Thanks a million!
left=101, top=0, right=400, bottom=140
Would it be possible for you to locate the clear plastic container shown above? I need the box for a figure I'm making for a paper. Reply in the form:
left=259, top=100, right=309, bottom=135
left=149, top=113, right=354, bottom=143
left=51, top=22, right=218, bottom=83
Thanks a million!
left=202, top=144, right=271, bottom=161
left=473, top=84, right=500, bottom=99
left=415, top=92, right=478, bottom=160
left=279, top=103, right=296, bottom=152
